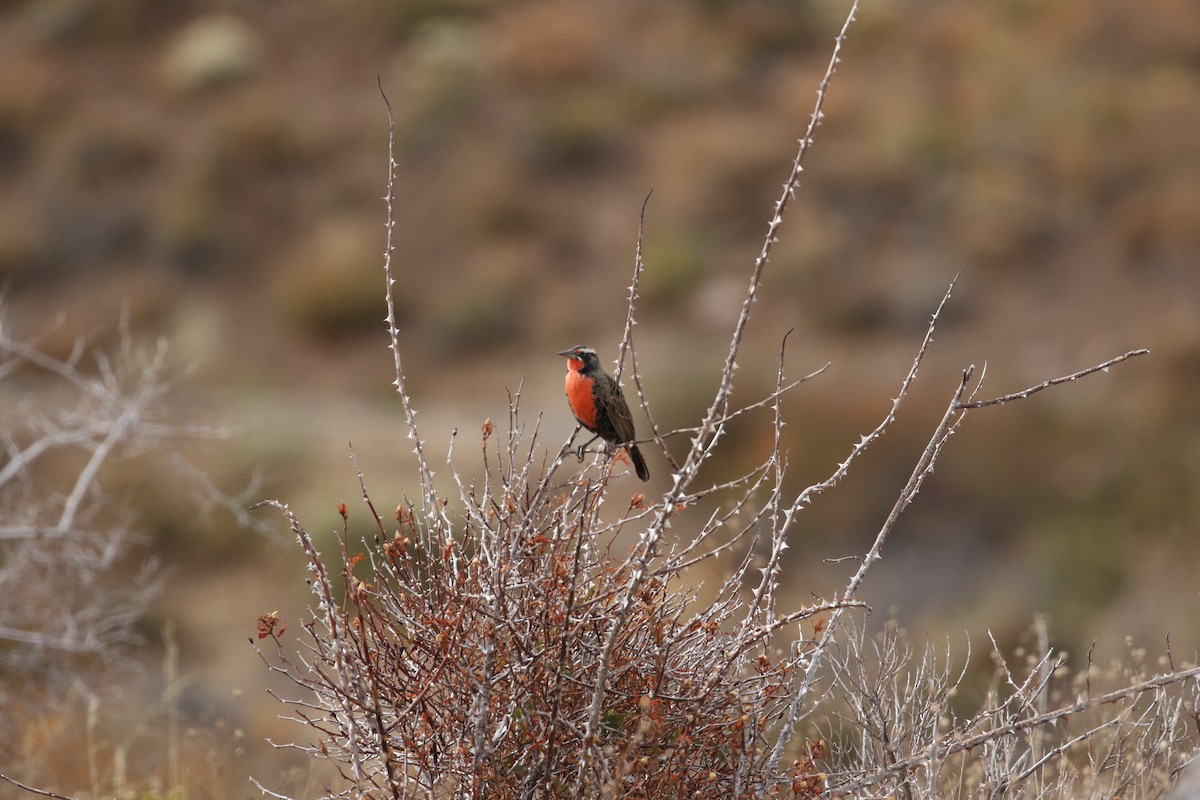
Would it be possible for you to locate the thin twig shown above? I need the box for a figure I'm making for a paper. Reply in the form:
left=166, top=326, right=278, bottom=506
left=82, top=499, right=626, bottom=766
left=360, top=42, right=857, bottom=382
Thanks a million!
left=614, top=189, right=653, bottom=384
left=962, top=349, right=1149, bottom=408
left=377, top=78, right=444, bottom=534
left=0, top=773, right=81, bottom=800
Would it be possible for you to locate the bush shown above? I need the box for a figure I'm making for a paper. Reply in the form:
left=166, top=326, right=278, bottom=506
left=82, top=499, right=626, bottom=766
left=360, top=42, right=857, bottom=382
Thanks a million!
left=252, top=5, right=1199, bottom=798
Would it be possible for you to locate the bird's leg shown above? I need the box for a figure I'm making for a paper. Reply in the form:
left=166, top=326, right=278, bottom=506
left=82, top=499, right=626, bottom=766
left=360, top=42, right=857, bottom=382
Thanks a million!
left=575, top=433, right=601, bottom=462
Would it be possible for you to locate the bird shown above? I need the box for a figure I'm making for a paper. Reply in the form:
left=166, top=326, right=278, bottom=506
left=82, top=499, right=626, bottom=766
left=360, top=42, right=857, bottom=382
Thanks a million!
left=558, top=345, right=650, bottom=481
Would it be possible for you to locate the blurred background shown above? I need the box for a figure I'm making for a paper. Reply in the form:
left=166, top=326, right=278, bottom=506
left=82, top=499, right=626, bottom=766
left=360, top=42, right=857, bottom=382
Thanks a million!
left=1, top=0, right=1198, bottom=794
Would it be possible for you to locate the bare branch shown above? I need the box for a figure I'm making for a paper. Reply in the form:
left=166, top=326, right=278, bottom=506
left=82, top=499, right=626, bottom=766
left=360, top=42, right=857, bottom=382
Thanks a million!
left=377, top=79, right=444, bottom=537
left=963, top=349, right=1150, bottom=409
left=0, top=772, right=82, bottom=800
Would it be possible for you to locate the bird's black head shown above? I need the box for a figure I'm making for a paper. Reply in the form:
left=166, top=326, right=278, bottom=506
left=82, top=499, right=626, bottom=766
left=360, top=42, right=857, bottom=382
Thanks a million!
left=557, top=345, right=601, bottom=373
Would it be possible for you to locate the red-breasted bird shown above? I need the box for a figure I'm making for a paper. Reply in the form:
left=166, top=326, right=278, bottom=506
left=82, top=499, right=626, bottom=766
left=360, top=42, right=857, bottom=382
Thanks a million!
left=558, top=345, right=650, bottom=482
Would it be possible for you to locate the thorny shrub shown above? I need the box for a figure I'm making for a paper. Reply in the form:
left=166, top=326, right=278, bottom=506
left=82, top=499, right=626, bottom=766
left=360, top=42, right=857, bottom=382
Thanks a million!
left=257, top=420, right=849, bottom=798
left=252, top=3, right=1199, bottom=798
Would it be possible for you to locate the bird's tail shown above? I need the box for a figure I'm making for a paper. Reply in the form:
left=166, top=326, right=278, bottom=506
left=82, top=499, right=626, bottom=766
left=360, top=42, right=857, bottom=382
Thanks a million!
left=627, top=444, right=650, bottom=482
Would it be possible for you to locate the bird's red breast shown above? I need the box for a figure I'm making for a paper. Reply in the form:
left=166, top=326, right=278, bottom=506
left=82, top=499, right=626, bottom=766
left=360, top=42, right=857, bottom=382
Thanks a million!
left=564, top=360, right=599, bottom=430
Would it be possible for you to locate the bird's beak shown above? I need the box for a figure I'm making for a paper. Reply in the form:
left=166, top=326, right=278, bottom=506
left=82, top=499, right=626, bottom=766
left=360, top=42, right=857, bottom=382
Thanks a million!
left=556, top=348, right=576, bottom=358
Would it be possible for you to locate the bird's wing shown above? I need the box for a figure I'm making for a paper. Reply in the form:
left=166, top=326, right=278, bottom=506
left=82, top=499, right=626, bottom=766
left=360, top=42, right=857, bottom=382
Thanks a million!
left=598, top=376, right=638, bottom=444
